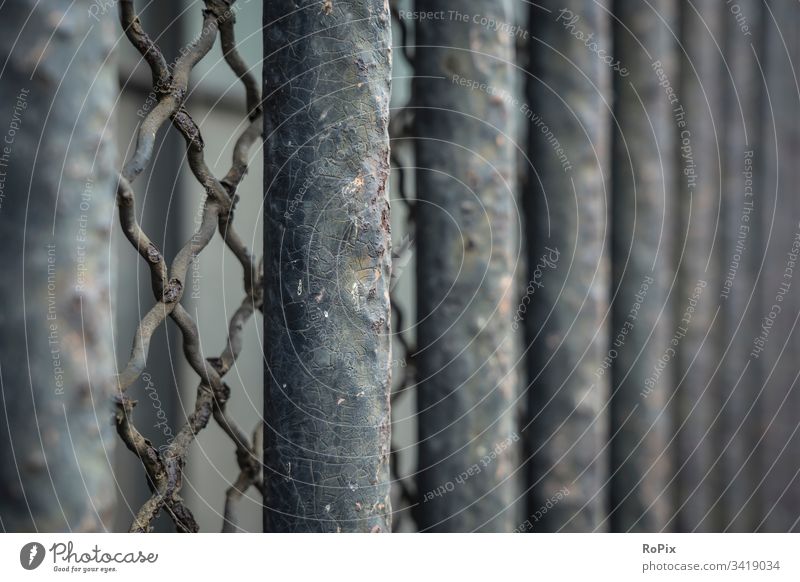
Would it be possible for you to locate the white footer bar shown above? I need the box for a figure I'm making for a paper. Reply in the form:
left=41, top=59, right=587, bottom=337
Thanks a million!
left=0, top=533, right=796, bottom=581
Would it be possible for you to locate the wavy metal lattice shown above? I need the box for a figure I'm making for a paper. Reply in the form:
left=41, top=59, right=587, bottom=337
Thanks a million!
left=114, top=0, right=262, bottom=533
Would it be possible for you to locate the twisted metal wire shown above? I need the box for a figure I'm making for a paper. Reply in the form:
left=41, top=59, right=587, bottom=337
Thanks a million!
left=114, top=0, right=263, bottom=533
left=389, top=0, right=418, bottom=531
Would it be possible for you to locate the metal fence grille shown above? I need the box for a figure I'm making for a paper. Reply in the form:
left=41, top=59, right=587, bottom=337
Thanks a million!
left=114, top=0, right=263, bottom=533
left=389, top=0, right=418, bottom=532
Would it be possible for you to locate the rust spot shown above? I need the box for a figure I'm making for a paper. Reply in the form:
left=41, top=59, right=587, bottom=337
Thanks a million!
left=147, top=243, right=162, bottom=264
left=444, top=54, right=460, bottom=76
left=172, top=108, right=203, bottom=150
left=381, top=208, right=390, bottom=233
left=163, top=278, right=183, bottom=303
left=467, top=169, right=479, bottom=189
left=322, top=0, right=333, bottom=15
left=219, top=382, right=232, bottom=404
left=78, top=382, right=92, bottom=402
